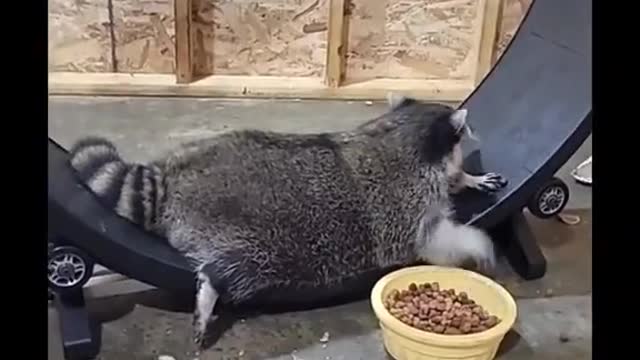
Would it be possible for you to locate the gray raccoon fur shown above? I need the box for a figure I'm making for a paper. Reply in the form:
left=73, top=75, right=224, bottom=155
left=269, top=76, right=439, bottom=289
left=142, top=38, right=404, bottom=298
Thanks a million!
left=69, top=96, right=507, bottom=345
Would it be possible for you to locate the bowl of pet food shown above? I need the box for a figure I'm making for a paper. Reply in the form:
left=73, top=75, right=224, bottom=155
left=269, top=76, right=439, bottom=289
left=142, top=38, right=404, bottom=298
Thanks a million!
left=370, top=266, right=517, bottom=360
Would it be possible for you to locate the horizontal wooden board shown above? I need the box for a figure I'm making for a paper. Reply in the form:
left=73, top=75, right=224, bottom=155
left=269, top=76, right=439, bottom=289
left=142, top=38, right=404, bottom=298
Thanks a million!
left=49, top=72, right=474, bottom=101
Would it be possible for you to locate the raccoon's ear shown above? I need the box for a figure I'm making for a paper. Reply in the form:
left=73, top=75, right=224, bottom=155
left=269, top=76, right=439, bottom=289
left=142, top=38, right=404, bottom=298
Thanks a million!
left=386, top=93, right=418, bottom=111
left=450, top=108, right=479, bottom=141
left=450, top=108, right=468, bottom=132
left=386, top=92, right=408, bottom=109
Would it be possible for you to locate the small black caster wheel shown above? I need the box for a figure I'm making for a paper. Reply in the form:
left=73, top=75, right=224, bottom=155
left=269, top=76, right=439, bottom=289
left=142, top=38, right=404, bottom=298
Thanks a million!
left=47, top=246, right=94, bottom=292
left=527, top=177, right=570, bottom=218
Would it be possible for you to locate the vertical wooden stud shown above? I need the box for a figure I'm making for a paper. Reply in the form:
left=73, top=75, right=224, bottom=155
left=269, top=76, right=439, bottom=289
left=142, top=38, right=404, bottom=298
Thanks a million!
left=174, top=0, right=194, bottom=84
left=325, top=0, right=350, bottom=88
left=475, top=0, right=503, bottom=85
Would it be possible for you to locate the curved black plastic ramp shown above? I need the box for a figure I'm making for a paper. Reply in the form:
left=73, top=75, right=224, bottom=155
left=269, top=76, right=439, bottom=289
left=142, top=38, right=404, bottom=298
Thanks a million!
left=454, top=0, right=592, bottom=227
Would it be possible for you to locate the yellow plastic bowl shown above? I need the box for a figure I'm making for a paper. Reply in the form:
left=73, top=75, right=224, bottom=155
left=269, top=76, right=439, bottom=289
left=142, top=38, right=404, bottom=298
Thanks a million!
left=371, top=266, right=517, bottom=360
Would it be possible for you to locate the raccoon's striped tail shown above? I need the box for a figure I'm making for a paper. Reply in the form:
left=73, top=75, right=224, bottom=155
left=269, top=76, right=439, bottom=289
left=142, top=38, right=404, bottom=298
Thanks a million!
left=69, top=137, right=165, bottom=230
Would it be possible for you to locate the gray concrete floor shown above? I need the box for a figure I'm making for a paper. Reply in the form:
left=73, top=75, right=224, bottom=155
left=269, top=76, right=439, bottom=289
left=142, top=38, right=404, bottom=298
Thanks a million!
left=48, top=96, right=592, bottom=360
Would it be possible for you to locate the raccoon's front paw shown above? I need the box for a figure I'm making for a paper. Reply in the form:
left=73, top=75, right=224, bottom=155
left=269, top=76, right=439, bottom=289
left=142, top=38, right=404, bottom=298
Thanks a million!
left=192, top=313, right=211, bottom=349
left=475, top=173, right=508, bottom=193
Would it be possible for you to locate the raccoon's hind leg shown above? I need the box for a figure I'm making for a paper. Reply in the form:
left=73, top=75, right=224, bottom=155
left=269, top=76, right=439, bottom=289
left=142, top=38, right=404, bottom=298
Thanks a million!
left=193, top=270, right=219, bottom=348
left=451, top=172, right=508, bottom=194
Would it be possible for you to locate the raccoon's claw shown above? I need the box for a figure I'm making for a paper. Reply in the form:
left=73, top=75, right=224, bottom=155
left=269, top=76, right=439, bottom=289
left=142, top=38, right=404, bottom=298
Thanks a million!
left=476, top=259, right=497, bottom=279
left=193, top=329, right=205, bottom=348
left=476, top=173, right=508, bottom=193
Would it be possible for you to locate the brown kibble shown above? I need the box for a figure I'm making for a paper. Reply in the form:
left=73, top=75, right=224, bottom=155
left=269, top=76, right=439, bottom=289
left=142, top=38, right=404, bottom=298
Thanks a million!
left=386, top=284, right=501, bottom=335
left=444, top=327, right=462, bottom=335
left=451, top=317, right=462, bottom=327
left=444, top=311, right=454, bottom=320
left=409, top=305, right=419, bottom=315
left=460, top=322, right=472, bottom=333
left=445, top=297, right=454, bottom=304
left=485, top=316, right=498, bottom=327
left=445, top=301, right=453, bottom=311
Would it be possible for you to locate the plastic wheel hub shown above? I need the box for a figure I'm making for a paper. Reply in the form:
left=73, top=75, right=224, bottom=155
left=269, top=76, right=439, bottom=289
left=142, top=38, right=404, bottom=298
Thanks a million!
left=538, top=186, right=566, bottom=215
left=48, top=253, right=87, bottom=288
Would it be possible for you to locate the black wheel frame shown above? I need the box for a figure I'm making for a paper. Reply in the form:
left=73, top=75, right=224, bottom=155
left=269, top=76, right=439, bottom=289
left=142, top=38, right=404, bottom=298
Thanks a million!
left=48, top=245, right=95, bottom=292
left=527, top=177, right=570, bottom=218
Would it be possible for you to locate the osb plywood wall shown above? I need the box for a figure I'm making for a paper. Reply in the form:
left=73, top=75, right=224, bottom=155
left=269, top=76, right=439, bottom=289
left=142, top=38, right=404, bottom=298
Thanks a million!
left=112, top=0, right=176, bottom=74
left=48, top=0, right=176, bottom=73
left=48, top=0, right=113, bottom=72
left=345, top=0, right=485, bottom=81
left=192, top=0, right=329, bottom=77
left=49, top=0, right=532, bottom=77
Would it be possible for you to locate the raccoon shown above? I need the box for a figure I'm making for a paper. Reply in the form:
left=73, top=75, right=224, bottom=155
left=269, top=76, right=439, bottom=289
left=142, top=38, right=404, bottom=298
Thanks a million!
left=69, top=96, right=507, bottom=346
